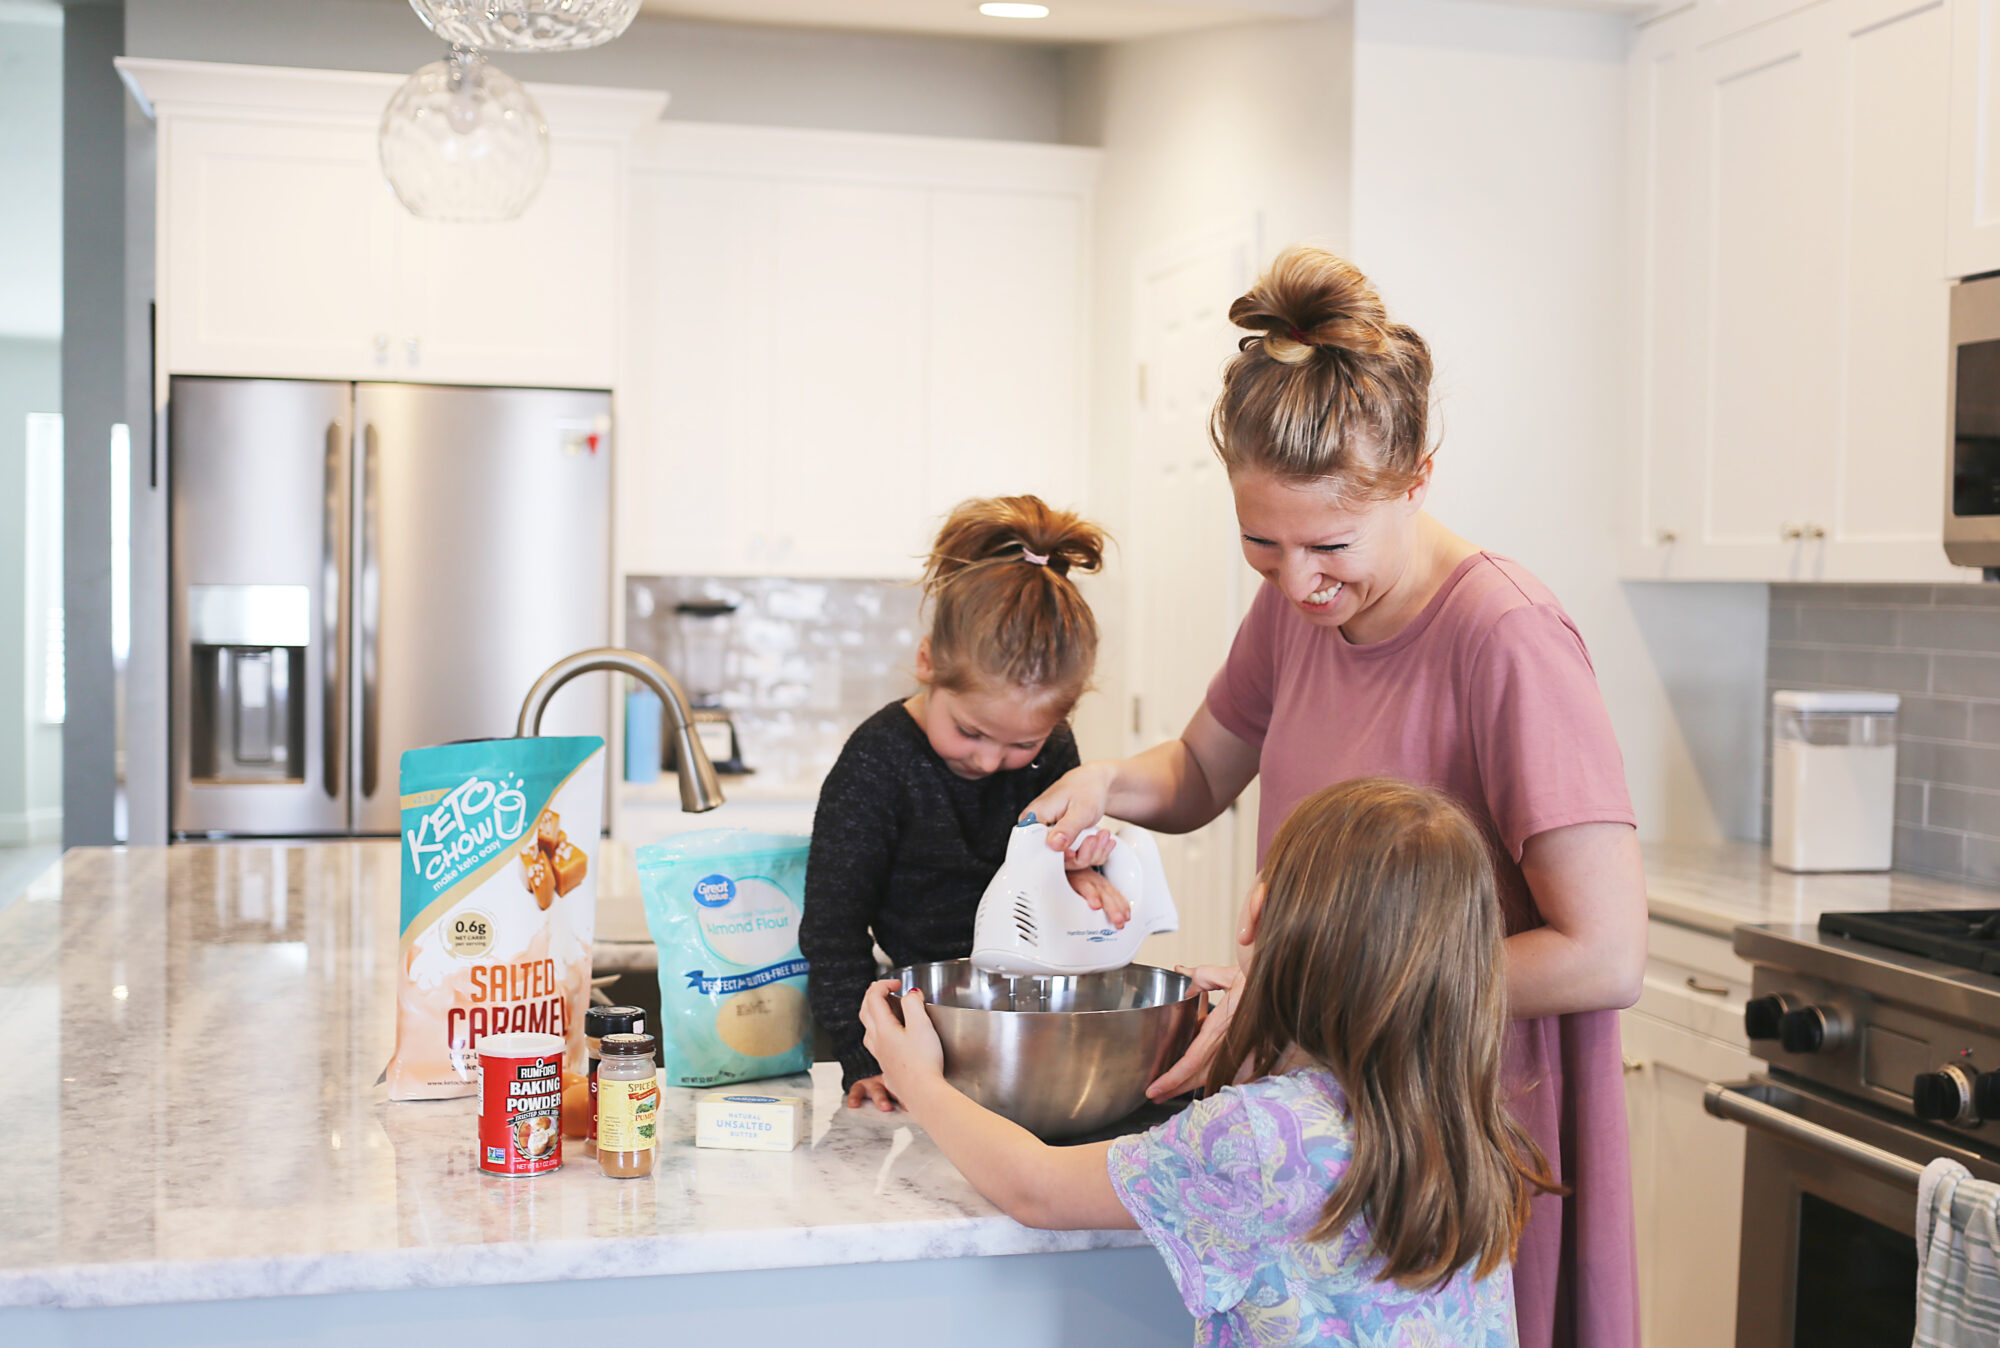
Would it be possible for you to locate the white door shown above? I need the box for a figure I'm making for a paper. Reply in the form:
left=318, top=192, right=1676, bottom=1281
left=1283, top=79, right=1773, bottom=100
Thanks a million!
left=1698, top=15, right=1841, bottom=575
left=923, top=188, right=1087, bottom=522
left=1128, top=225, right=1259, bottom=973
left=397, top=140, right=622, bottom=389
left=1816, top=0, right=1961, bottom=579
left=764, top=180, right=930, bottom=578
left=163, top=117, right=401, bottom=380
left=1948, top=0, right=2000, bottom=277
left=620, top=171, right=780, bottom=577
left=1621, top=1009, right=1756, bottom=1348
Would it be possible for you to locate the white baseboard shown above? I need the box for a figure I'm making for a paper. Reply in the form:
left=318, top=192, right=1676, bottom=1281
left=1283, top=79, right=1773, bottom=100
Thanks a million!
left=0, top=809, right=61, bottom=846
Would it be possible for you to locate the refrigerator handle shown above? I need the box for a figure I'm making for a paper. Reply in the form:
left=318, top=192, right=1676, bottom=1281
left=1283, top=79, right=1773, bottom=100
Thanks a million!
left=360, top=423, right=381, bottom=801
left=323, top=419, right=345, bottom=800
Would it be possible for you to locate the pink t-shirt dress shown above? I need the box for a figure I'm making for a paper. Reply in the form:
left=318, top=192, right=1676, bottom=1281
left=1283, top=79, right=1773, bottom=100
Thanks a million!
left=1206, top=552, right=1640, bottom=1348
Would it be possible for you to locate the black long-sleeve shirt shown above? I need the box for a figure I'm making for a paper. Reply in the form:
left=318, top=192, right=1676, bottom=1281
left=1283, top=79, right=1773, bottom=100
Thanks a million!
left=801, top=700, right=1079, bottom=1087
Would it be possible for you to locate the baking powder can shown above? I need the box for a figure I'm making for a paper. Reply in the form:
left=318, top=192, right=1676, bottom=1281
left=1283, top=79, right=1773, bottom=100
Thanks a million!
left=477, top=1032, right=566, bottom=1176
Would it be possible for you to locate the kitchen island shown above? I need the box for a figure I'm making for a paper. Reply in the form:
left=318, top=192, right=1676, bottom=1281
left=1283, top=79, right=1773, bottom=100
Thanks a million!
left=0, top=844, right=1190, bottom=1347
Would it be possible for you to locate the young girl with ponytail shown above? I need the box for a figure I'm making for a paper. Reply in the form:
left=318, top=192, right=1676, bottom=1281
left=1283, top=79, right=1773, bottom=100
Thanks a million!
left=802, top=496, right=1122, bottom=1113
left=860, top=777, right=1557, bottom=1346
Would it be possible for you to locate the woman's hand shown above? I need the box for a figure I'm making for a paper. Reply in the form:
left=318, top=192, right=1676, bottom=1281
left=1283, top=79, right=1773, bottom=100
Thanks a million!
left=860, top=980, right=946, bottom=1101
left=1146, top=964, right=1246, bottom=1100
left=1023, top=762, right=1119, bottom=856
left=844, top=1074, right=900, bottom=1113
left=1064, top=866, right=1132, bottom=928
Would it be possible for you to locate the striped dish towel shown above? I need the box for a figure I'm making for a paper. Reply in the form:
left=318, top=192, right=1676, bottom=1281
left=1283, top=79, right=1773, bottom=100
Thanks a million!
left=1917, top=1157, right=2000, bottom=1346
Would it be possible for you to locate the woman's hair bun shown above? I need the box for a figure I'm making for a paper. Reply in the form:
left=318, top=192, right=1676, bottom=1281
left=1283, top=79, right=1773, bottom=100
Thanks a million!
left=924, top=495, right=1107, bottom=592
left=1229, top=247, right=1394, bottom=366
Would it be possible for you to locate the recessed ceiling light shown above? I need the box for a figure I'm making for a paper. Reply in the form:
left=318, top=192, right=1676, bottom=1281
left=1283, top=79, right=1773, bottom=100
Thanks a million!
left=979, top=3, right=1050, bottom=17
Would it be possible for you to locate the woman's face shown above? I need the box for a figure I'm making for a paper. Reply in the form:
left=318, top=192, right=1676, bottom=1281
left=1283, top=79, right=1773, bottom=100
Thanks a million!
left=1230, top=468, right=1425, bottom=632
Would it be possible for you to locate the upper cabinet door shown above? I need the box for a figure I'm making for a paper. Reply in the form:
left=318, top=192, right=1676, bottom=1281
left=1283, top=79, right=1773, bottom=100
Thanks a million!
left=923, top=188, right=1087, bottom=523
left=1626, top=15, right=1708, bottom=577
left=1697, top=14, right=1840, bottom=570
left=763, top=180, right=931, bottom=579
left=163, top=116, right=401, bottom=380
left=1817, top=0, right=1960, bottom=578
left=395, top=140, right=622, bottom=389
left=1949, top=0, right=2000, bottom=276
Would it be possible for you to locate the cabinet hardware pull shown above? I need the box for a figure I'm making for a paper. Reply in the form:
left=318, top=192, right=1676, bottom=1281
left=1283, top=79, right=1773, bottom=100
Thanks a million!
left=1623, top=1056, right=1644, bottom=1075
left=1685, top=976, right=1729, bottom=996
left=1803, top=523, right=1826, bottom=540
left=1656, top=529, right=1677, bottom=546
left=1780, top=523, right=1803, bottom=542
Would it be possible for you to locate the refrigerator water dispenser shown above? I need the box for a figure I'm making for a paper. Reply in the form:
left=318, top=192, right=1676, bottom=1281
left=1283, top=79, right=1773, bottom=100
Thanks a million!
left=187, top=585, right=309, bottom=784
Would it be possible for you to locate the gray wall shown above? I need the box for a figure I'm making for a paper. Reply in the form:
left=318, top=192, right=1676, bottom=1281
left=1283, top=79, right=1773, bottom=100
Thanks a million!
left=63, top=0, right=122, bottom=847
left=0, top=10, right=62, bottom=340
left=1768, top=583, right=2000, bottom=886
left=124, top=0, right=1080, bottom=143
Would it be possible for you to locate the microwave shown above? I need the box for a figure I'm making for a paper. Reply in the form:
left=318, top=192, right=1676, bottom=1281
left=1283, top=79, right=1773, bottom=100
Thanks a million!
left=1947, top=274, right=2000, bottom=569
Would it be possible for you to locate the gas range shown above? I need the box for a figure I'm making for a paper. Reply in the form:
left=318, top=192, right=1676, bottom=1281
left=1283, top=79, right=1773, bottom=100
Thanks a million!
left=1738, top=911, right=2000, bottom=1145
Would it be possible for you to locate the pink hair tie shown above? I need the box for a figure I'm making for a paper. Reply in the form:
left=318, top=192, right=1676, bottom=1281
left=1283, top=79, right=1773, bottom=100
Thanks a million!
left=1020, top=548, right=1050, bottom=566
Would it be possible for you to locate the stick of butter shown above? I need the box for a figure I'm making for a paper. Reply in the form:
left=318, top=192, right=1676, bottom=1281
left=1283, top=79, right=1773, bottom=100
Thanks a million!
left=695, top=1092, right=804, bottom=1152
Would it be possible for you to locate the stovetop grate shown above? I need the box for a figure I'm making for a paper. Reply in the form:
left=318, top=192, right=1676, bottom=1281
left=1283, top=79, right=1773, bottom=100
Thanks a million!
left=1818, top=909, right=2000, bottom=975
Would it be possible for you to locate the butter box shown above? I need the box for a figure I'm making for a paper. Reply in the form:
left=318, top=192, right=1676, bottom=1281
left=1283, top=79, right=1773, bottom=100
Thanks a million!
left=695, top=1092, right=803, bottom=1152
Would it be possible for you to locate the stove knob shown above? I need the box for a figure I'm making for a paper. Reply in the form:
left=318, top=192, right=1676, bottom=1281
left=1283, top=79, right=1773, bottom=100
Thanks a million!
left=1780, top=1006, right=1844, bottom=1055
left=1916, top=1067, right=1976, bottom=1123
left=1975, top=1072, right=2000, bottom=1120
left=1745, top=995, right=1789, bottom=1041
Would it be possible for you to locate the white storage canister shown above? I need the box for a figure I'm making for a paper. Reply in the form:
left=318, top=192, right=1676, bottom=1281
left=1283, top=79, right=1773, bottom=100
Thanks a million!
left=1770, top=690, right=1899, bottom=873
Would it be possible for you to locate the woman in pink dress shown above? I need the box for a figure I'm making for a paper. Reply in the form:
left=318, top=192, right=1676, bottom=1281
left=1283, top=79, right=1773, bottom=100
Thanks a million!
left=1029, top=247, right=1645, bottom=1348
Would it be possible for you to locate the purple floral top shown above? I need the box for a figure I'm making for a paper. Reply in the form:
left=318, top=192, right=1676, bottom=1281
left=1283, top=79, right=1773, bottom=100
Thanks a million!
left=1106, top=1067, right=1519, bottom=1347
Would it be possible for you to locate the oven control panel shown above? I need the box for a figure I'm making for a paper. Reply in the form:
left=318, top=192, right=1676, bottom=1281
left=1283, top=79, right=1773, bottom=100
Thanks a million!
left=1746, top=967, right=2000, bottom=1139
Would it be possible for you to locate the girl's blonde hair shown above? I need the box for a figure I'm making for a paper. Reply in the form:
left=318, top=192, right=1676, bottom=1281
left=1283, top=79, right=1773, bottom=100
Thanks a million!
left=921, top=496, right=1107, bottom=711
left=1206, top=777, right=1557, bottom=1289
left=1211, top=247, right=1433, bottom=498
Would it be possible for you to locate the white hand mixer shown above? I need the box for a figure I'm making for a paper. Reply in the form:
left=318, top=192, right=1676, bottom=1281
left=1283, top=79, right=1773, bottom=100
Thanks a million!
left=969, top=815, right=1180, bottom=977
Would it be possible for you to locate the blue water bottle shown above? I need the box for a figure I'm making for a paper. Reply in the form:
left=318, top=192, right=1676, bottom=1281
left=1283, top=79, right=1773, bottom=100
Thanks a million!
left=624, top=687, right=662, bottom=784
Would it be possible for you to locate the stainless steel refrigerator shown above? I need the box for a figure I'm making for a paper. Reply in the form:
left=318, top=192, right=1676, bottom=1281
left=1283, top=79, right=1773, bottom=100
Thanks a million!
left=169, top=377, right=611, bottom=837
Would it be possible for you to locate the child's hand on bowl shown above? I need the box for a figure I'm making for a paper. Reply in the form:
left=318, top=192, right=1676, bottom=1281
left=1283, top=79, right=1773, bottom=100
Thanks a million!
left=860, top=980, right=945, bottom=1099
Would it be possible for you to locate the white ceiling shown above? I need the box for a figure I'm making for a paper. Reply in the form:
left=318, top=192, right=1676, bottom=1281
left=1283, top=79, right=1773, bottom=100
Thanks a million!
left=637, top=0, right=1339, bottom=43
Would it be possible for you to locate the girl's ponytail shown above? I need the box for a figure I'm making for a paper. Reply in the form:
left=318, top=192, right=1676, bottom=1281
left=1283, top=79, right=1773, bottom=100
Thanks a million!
left=922, top=496, right=1107, bottom=707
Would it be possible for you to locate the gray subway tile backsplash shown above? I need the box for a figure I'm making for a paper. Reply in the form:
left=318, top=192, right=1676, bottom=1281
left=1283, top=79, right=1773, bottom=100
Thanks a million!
left=1769, top=582, right=2000, bottom=888
left=624, top=575, right=924, bottom=793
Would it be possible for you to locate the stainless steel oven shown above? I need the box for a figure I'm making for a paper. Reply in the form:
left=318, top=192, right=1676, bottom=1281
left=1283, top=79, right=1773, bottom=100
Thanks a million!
left=1711, top=915, right=2000, bottom=1346
left=1708, top=1078, right=2000, bottom=1346
left=1946, top=274, right=2000, bottom=568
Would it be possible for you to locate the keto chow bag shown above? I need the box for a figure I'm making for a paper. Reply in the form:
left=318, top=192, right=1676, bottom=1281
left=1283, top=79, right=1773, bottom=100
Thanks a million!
left=636, top=829, right=812, bottom=1088
left=387, top=736, right=604, bottom=1100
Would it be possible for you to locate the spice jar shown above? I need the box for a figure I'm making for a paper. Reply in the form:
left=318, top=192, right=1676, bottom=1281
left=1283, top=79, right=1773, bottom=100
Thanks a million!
left=584, top=1005, right=646, bottom=1152
left=596, top=1033, right=660, bottom=1180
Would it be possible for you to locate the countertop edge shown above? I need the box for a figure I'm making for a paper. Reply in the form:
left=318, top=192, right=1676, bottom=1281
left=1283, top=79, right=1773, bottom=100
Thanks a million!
left=0, top=1217, right=1151, bottom=1310
left=1644, top=895, right=1738, bottom=939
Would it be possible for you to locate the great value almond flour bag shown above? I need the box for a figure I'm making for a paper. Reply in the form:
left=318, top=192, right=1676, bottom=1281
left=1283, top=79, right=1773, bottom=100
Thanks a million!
left=636, top=829, right=812, bottom=1088
left=388, top=735, right=604, bottom=1101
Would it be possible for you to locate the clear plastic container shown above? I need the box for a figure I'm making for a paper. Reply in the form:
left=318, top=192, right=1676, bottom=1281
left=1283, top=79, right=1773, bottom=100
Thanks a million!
left=1771, top=690, right=1899, bottom=873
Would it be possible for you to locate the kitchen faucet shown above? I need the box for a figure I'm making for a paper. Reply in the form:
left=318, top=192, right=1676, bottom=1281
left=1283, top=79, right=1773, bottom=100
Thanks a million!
left=516, top=647, right=724, bottom=813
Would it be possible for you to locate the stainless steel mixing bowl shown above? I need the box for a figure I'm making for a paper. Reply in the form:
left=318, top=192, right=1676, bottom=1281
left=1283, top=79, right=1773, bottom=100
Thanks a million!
left=893, top=960, right=1201, bottom=1140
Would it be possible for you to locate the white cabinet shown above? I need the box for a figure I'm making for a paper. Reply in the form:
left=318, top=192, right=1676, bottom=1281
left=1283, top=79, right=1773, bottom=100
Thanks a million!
left=1622, top=1, right=1970, bottom=582
left=619, top=123, right=1095, bottom=580
left=127, top=59, right=660, bottom=390
left=1950, top=0, right=2000, bottom=275
left=1622, top=919, right=1757, bottom=1348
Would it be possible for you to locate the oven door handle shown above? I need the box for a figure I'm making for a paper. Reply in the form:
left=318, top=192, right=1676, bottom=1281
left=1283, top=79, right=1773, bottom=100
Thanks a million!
left=1704, top=1081, right=1927, bottom=1191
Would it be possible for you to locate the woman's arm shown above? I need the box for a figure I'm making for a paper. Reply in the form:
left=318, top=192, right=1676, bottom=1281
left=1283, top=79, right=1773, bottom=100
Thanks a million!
left=860, top=982, right=1137, bottom=1231
left=1029, top=706, right=1260, bottom=852
left=1506, top=820, right=1648, bottom=1019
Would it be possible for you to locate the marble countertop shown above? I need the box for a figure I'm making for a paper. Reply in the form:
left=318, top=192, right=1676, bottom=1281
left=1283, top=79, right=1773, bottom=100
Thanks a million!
left=0, top=843, right=1148, bottom=1311
left=1643, top=840, right=1999, bottom=937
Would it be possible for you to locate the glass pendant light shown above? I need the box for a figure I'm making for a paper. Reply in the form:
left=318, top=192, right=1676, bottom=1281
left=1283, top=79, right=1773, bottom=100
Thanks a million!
left=406, top=0, right=642, bottom=53
left=378, top=47, right=549, bottom=223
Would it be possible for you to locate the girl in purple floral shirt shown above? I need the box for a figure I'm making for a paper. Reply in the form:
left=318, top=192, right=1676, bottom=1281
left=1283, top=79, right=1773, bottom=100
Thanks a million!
left=861, top=777, right=1557, bottom=1347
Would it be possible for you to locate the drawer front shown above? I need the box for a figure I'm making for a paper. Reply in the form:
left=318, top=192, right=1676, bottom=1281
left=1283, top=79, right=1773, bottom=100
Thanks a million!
left=1638, top=920, right=1754, bottom=1044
